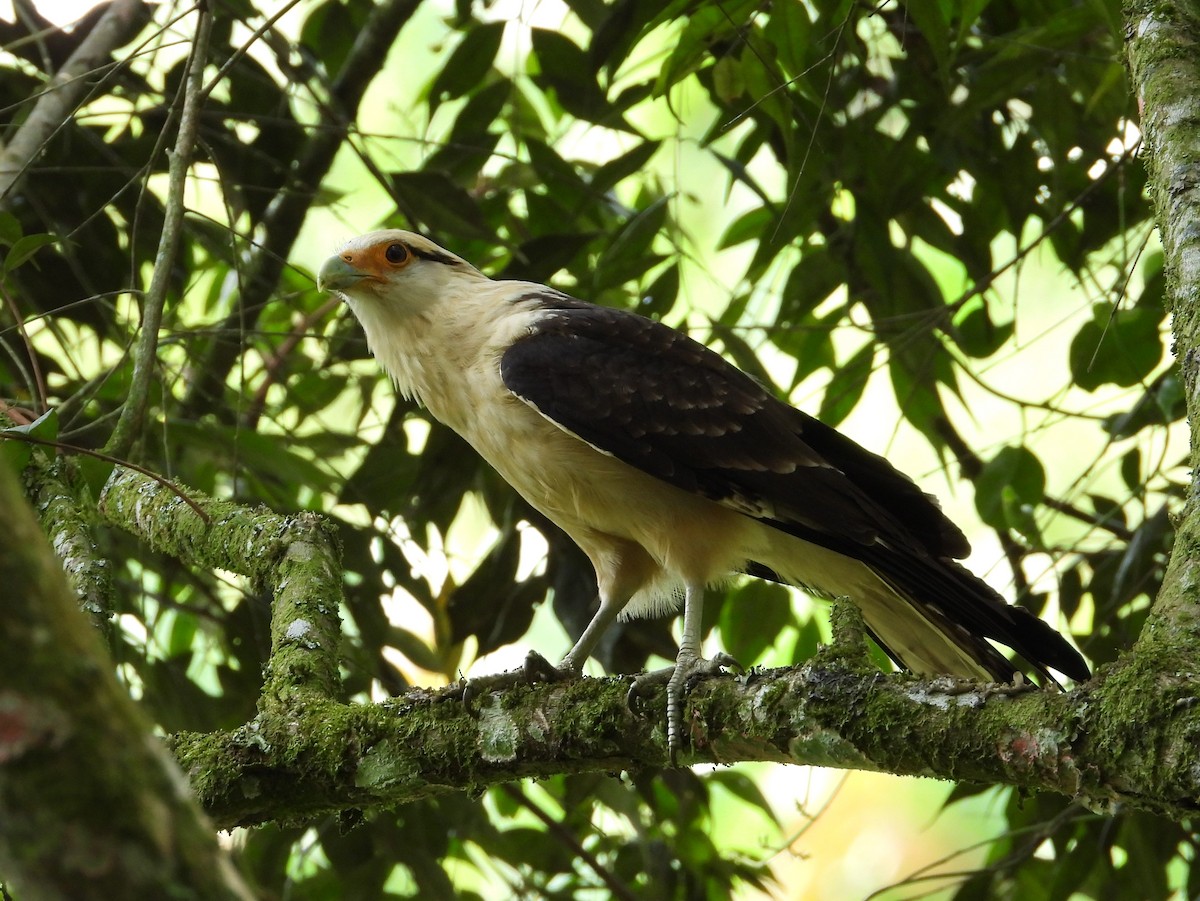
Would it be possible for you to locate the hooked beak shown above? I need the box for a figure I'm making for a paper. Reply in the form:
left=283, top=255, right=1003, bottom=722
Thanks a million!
left=317, top=254, right=368, bottom=293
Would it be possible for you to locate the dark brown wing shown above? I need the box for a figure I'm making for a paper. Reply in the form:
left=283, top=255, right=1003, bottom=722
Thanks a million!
left=501, top=299, right=967, bottom=558
left=500, top=298, right=1089, bottom=683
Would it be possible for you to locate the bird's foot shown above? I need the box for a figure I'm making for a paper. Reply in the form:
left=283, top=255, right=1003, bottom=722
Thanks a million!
left=628, top=651, right=740, bottom=765
left=437, top=651, right=580, bottom=713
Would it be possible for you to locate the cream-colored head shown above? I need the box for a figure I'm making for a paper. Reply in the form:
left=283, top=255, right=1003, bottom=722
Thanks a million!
left=315, top=230, right=506, bottom=414
left=316, top=229, right=484, bottom=318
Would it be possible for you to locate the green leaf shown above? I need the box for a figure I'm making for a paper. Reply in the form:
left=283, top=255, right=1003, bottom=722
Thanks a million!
left=954, top=298, right=1014, bottom=358
left=777, top=309, right=838, bottom=389
left=589, top=140, right=660, bottom=197
left=167, top=611, right=199, bottom=658
left=887, top=343, right=957, bottom=447
left=531, top=29, right=629, bottom=129
left=167, top=421, right=338, bottom=502
left=817, top=343, right=873, bottom=426
left=499, top=232, right=597, bottom=283
left=718, top=581, right=794, bottom=665
left=2, top=408, right=59, bottom=474
left=3, top=233, right=59, bottom=273
left=299, top=0, right=370, bottom=78
left=525, top=138, right=587, bottom=197
left=427, top=21, right=506, bottom=109
left=708, top=771, right=779, bottom=824
left=789, top=617, right=824, bottom=665
left=1120, top=447, right=1142, bottom=492
left=1069, top=304, right=1165, bottom=391
left=5, top=407, right=58, bottom=441
left=653, top=1, right=760, bottom=97
left=711, top=55, right=744, bottom=103
left=718, top=207, right=774, bottom=250
left=1001, top=485, right=1045, bottom=548
left=638, top=263, right=678, bottom=318
left=975, top=445, right=1045, bottom=531
left=591, top=197, right=668, bottom=291
left=0, top=211, right=21, bottom=246
left=781, top=248, right=844, bottom=320
left=425, top=80, right=509, bottom=180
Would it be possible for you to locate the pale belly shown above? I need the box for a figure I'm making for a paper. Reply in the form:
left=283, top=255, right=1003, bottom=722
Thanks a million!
left=455, top=398, right=766, bottom=602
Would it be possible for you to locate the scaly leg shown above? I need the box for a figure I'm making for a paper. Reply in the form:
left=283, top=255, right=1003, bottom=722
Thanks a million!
left=629, top=582, right=739, bottom=764
left=446, top=589, right=629, bottom=707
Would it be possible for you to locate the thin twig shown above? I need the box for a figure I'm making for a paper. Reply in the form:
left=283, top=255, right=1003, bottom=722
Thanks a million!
left=106, top=6, right=212, bottom=459
left=0, top=431, right=211, bottom=523
left=498, top=784, right=639, bottom=901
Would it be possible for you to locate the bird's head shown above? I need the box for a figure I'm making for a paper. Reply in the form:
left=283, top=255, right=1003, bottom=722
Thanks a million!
left=316, top=229, right=483, bottom=319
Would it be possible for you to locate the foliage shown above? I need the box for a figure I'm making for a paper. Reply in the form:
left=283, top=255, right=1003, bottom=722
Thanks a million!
left=0, top=0, right=1191, bottom=897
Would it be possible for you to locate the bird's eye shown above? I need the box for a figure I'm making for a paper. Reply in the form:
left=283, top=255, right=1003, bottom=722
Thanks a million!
left=385, top=243, right=409, bottom=264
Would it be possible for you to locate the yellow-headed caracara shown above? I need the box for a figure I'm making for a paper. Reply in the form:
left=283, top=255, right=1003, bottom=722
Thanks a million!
left=317, top=229, right=1089, bottom=761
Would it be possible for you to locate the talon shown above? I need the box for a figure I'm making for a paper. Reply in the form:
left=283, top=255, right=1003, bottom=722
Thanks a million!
left=522, top=650, right=564, bottom=683
left=627, top=654, right=739, bottom=765
left=449, top=652, right=583, bottom=716
left=627, top=667, right=670, bottom=712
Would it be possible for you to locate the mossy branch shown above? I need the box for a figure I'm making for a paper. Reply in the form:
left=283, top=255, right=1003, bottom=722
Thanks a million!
left=97, top=467, right=344, bottom=705
left=89, top=469, right=1199, bottom=825
left=167, top=654, right=1200, bottom=831
left=1122, top=1, right=1200, bottom=670
left=0, top=446, right=251, bottom=896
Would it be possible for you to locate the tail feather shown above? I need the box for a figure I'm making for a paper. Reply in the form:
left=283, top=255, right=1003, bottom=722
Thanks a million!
left=745, top=546, right=1090, bottom=686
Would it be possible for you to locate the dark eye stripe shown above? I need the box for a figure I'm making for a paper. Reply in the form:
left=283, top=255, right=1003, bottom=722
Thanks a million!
left=411, top=246, right=460, bottom=265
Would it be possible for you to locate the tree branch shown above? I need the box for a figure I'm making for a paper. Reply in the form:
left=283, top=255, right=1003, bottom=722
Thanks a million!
left=0, top=0, right=147, bottom=205
left=97, top=466, right=344, bottom=704
left=106, top=6, right=212, bottom=459
left=166, top=653, right=1200, bottom=831
left=0, top=435, right=251, bottom=896
left=1123, top=1, right=1200, bottom=659
left=89, top=466, right=1200, bottom=829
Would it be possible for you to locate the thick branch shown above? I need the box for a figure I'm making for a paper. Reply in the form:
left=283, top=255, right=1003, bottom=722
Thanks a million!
left=0, top=448, right=250, bottom=897
left=86, top=464, right=1200, bottom=828
left=97, top=467, right=344, bottom=704
left=169, top=658, right=1200, bottom=831
left=1124, top=1, right=1200, bottom=658
left=1127, top=2, right=1200, bottom=461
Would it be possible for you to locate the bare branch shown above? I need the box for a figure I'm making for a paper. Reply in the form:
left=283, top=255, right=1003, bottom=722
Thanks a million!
left=106, top=7, right=212, bottom=459
left=0, top=0, right=148, bottom=205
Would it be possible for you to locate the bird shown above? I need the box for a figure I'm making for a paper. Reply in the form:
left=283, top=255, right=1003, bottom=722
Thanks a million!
left=316, top=229, right=1090, bottom=762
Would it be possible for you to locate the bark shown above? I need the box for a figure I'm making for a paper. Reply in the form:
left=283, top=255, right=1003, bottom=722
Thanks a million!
left=0, top=456, right=252, bottom=899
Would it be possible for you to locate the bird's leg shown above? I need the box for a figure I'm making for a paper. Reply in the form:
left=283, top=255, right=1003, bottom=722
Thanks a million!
left=628, top=583, right=739, bottom=765
left=445, top=590, right=628, bottom=708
